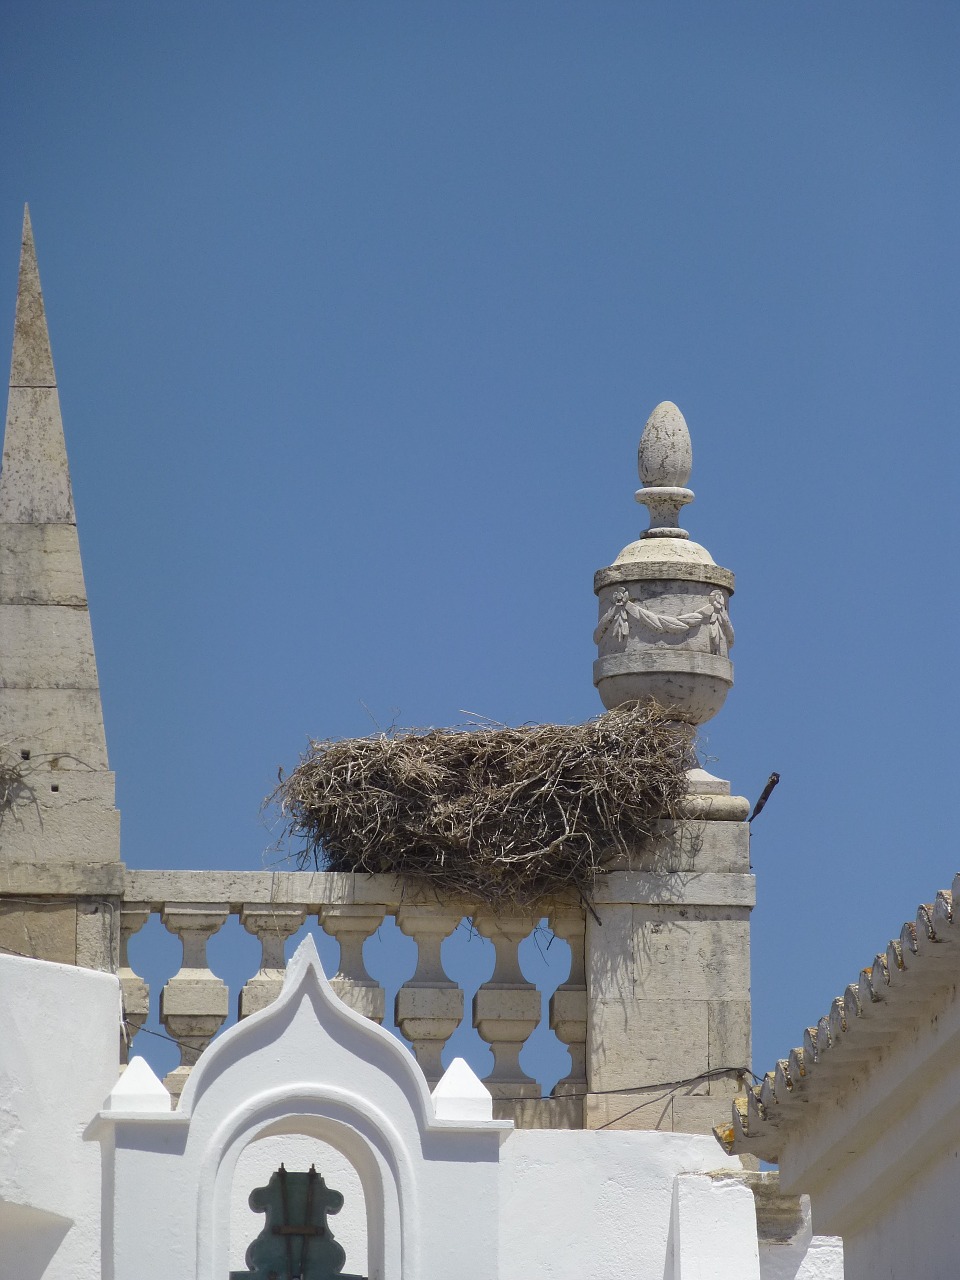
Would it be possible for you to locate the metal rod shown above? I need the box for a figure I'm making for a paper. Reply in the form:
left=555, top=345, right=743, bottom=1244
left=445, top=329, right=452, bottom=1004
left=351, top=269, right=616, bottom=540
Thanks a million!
left=278, top=1165, right=294, bottom=1280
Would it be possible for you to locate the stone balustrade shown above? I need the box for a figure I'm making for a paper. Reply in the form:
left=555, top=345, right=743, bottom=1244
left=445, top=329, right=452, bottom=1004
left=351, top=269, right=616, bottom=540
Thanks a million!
left=119, top=869, right=586, bottom=1126
left=0, top=810, right=755, bottom=1137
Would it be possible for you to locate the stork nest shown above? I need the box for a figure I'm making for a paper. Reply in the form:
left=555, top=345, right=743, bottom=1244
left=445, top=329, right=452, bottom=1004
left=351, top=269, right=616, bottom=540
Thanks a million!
left=272, top=704, right=690, bottom=907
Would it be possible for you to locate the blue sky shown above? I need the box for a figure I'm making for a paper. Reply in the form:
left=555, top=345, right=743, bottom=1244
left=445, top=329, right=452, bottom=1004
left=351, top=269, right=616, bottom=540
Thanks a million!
left=3, top=3, right=960, bottom=1089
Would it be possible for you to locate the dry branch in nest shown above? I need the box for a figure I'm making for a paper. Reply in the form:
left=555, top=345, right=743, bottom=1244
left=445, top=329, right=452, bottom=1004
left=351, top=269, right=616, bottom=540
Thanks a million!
left=272, top=704, right=690, bottom=907
left=0, top=745, right=29, bottom=817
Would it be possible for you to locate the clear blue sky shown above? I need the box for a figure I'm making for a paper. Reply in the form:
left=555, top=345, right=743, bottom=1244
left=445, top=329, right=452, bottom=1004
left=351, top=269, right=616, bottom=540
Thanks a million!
left=3, top=3, right=959, bottom=1088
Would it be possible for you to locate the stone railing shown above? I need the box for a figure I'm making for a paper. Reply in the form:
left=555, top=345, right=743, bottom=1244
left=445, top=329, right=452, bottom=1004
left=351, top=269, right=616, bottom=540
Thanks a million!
left=0, top=803, right=752, bottom=1137
left=119, top=870, right=587, bottom=1126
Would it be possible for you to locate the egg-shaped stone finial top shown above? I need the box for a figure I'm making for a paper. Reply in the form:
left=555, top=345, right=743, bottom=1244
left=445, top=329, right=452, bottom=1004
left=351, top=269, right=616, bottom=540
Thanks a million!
left=635, top=400, right=695, bottom=538
left=638, top=401, right=692, bottom=487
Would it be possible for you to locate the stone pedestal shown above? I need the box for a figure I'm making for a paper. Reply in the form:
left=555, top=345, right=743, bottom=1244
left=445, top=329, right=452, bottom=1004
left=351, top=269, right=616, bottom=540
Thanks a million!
left=583, top=803, right=753, bottom=1134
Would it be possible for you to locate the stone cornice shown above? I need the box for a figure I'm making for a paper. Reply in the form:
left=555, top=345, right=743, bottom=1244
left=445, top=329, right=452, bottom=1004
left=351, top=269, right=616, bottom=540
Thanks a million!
left=594, top=561, right=736, bottom=593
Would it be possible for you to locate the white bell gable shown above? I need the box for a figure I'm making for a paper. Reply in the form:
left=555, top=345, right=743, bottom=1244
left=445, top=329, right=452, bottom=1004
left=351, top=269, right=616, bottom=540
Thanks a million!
left=96, top=935, right=510, bottom=1280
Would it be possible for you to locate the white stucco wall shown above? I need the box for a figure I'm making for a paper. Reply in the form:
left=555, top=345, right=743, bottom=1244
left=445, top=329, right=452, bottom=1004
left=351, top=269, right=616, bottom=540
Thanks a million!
left=499, top=1130, right=842, bottom=1280
left=0, top=945, right=841, bottom=1280
left=772, top=960, right=960, bottom=1279
left=498, top=1129, right=744, bottom=1280
left=226, top=1125, right=844, bottom=1280
left=757, top=1198, right=844, bottom=1280
left=840, top=1141, right=960, bottom=1280
left=0, top=952, right=120, bottom=1280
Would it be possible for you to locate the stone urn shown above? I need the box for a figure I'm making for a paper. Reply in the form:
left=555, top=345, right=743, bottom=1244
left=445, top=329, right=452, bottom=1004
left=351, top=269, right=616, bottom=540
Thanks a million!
left=593, top=401, right=735, bottom=724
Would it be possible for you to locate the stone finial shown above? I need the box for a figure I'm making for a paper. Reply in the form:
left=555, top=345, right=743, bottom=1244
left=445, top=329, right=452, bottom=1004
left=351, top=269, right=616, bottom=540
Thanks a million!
left=635, top=401, right=694, bottom=539
left=593, top=400, right=735, bottom=725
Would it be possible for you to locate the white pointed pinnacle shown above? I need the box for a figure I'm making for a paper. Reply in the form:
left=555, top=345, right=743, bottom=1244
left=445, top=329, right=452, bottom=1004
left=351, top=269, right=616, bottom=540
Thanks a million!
left=635, top=401, right=695, bottom=539
left=104, top=1056, right=171, bottom=1113
left=431, top=1056, right=493, bottom=1122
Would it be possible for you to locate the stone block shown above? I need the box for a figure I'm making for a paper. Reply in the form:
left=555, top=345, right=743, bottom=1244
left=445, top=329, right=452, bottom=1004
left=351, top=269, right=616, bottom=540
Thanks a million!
left=586, top=904, right=635, bottom=998
left=238, top=975, right=283, bottom=1018
left=76, top=899, right=116, bottom=971
left=341, top=872, right=402, bottom=907
left=0, top=388, right=72, bottom=523
left=0, top=902, right=76, bottom=964
left=588, top=997, right=708, bottom=1091
left=122, top=868, right=394, bottom=912
left=0, top=688, right=109, bottom=767
left=0, top=767, right=119, bottom=864
left=595, top=869, right=755, bottom=908
left=672, top=1093, right=741, bottom=1136
left=549, top=985, right=587, bottom=1033
left=647, top=816, right=751, bottom=873
left=0, top=603, right=100, bottom=688
left=126, top=869, right=275, bottom=909
left=0, top=860, right=124, bottom=895
left=160, top=976, right=229, bottom=1020
left=582, top=1089, right=678, bottom=1131
left=495, top=1095, right=583, bottom=1128
left=395, top=985, right=463, bottom=1023
left=473, top=985, right=542, bottom=1039
left=0, top=522, right=87, bottom=606
left=632, top=907, right=751, bottom=1002
left=708, top=1000, right=752, bottom=1076
left=675, top=793, right=751, bottom=821
left=329, top=978, right=385, bottom=1022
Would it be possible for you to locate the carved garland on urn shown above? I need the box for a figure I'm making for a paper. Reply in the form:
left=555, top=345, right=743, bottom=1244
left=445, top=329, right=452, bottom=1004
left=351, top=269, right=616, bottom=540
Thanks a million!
left=594, top=586, right=734, bottom=656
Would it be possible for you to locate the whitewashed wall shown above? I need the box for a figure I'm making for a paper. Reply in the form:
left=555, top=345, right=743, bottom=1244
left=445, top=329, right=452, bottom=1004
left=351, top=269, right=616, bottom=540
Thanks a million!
left=0, top=947, right=842, bottom=1280
left=0, top=953, right=120, bottom=1280
left=835, top=1142, right=960, bottom=1280
left=500, top=1130, right=743, bottom=1280
left=772, top=973, right=960, bottom=1280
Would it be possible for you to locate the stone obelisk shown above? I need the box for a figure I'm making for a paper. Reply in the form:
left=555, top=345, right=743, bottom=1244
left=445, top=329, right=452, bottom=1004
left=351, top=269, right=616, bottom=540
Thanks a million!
left=0, top=207, right=121, bottom=967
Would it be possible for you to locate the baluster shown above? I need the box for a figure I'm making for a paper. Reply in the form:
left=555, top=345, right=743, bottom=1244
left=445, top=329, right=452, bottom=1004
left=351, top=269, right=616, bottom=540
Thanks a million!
left=472, top=913, right=541, bottom=1099
left=395, top=906, right=464, bottom=1085
left=320, top=904, right=386, bottom=1022
left=239, top=905, right=308, bottom=1018
left=159, top=903, right=229, bottom=1099
left=118, top=903, right=151, bottom=1064
left=548, top=906, right=587, bottom=1097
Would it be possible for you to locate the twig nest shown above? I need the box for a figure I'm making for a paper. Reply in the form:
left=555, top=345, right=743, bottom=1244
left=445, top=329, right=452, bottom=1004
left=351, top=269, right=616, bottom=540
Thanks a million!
left=272, top=705, right=689, bottom=907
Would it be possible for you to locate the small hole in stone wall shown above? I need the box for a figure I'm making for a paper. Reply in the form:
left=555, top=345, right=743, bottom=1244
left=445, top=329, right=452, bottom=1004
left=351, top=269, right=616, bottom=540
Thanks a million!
left=50, top=783, right=59, bottom=792
left=20, top=749, right=30, bottom=760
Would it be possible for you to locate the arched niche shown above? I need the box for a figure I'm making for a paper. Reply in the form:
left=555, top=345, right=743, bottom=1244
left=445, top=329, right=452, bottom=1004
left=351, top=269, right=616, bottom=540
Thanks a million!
left=230, top=1128, right=368, bottom=1277
left=201, top=1089, right=410, bottom=1280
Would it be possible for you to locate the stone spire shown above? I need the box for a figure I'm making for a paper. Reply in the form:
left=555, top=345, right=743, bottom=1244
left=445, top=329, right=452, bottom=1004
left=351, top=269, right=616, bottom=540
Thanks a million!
left=0, top=207, right=119, bottom=866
